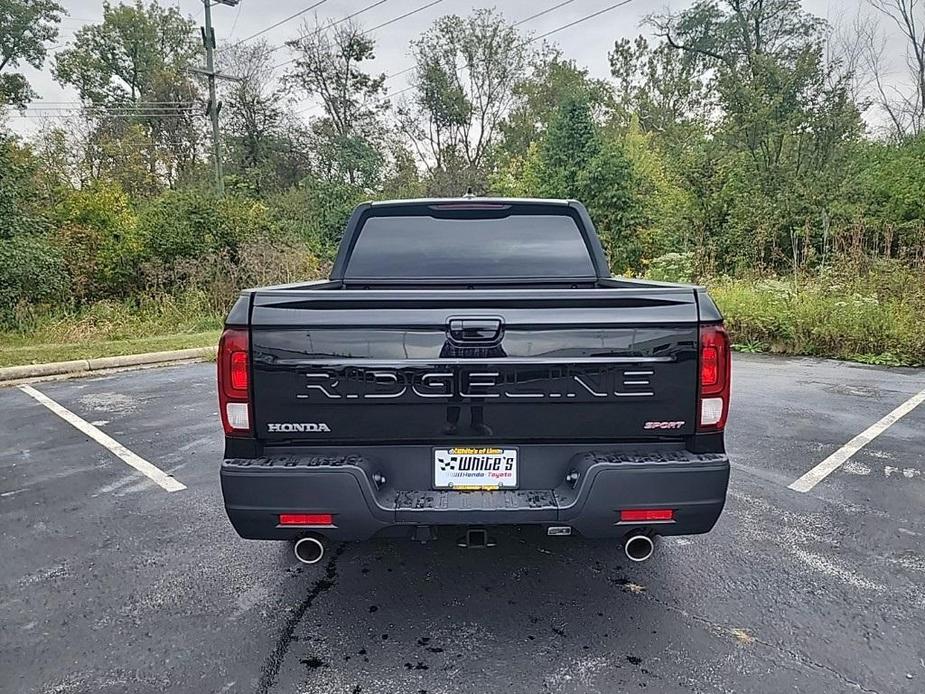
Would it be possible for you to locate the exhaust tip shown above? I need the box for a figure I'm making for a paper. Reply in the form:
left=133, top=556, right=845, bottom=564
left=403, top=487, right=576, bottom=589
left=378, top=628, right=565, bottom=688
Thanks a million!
left=624, top=534, right=655, bottom=562
left=294, top=536, right=325, bottom=564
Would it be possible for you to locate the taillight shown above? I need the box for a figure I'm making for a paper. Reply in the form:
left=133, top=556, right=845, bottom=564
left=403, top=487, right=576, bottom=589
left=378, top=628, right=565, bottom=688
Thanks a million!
left=230, top=350, right=248, bottom=390
left=218, top=327, right=251, bottom=436
left=698, top=324, right=731, bottom=431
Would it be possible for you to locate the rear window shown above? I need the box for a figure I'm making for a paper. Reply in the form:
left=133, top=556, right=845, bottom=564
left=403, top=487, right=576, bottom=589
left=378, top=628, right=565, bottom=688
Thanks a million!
left=344, top=213, right=596, bottom=280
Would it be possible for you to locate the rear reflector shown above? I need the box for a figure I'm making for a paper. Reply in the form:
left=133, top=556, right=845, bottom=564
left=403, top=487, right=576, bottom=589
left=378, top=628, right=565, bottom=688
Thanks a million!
left=620, top=509, right=674, bottom=522
left=279, top=513, right=334, bottom=526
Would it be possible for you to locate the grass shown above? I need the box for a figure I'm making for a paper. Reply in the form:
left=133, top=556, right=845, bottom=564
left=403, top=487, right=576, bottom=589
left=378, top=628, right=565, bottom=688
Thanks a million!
left=0, top=293, right=225, bottom=368
left=0, top=331, right=221, bottom=368
left=709, top=265, right=925, bottom=367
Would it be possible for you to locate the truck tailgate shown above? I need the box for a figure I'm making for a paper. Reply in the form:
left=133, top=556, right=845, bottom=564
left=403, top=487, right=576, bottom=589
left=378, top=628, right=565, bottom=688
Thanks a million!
left=249, top=288, right=700, bottom=444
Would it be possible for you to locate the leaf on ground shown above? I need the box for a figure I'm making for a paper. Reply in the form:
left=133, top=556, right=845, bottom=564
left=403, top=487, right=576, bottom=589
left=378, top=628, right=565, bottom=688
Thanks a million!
left=730, top=627, right=754, bottom=645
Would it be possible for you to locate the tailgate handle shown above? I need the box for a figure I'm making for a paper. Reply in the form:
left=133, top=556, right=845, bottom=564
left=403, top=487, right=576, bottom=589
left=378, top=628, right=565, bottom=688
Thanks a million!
left=447, top=317, right=504, bottom=344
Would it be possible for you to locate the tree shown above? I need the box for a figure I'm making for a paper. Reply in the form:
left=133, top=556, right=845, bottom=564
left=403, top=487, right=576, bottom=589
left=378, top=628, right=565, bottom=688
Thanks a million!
left=53, top=0, right=201, bottom=186
left=649, top=0, right=863, bottom=268
left=268, top=177, right=365, bottom=259
left=286, top=19, right=388, bottom=188
left=54, top=1, right=197, bottom=105
left=30, top=118, right=160, bottom=197
left=532, top=96, right=601, bottom=199
left=609, top=35, right=710, bottom=140
left=0, top=0, right=63, bottom=107
left=501, top=49, right=613, bottom=159
left=497, top=96, right=640, bottom=270
left=851, top=134, right=925, bottom=230
left=866, top=0, right=925, bottom=139
left=257, top=114, right=317, bottom=192
left=220, top=40, right=287, bottom=194
left=397, top=9, right=531, bottom=193
left=0, top=131, right=68, bottom=323
left=0, top=133, right=53, bottom=237
left=620, top=118, right=700, bottom=261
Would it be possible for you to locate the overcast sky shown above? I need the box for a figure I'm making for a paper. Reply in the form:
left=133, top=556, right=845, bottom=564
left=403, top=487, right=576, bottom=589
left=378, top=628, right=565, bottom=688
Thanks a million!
left=5, top=0, right=914, bottom=136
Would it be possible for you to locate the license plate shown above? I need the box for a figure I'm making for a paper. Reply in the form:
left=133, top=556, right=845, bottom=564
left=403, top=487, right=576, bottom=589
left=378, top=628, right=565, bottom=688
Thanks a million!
left=433, top=447, right=518, bottom=490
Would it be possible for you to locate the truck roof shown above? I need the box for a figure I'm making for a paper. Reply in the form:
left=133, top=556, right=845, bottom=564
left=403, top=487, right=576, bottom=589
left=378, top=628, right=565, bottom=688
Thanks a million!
left=367, top=197, right=575, bottom=208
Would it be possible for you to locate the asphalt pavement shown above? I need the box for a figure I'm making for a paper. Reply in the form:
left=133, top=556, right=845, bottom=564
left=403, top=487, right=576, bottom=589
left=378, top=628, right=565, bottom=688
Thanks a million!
left=1, top=354, right=924, bottom=694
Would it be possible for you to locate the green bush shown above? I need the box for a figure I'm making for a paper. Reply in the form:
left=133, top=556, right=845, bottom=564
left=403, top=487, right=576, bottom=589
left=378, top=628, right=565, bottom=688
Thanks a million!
left=0, top=235, right=70, bottom=324
left=268, top=178, right=364, bottom=260
left=644, top=252, right=697, bottom=283
left=141, top=239, right=326, bottom=314
left=710, top=265, right=925, bottom=366
left=53, top=181, right=139, bottom=300
left=852, top=135, right=925, bottom=229
left=135, top=189, right=277, bottom=266
left=0, top=135, right=52, bottom=239
left=623, top=120, right=698, bottom=262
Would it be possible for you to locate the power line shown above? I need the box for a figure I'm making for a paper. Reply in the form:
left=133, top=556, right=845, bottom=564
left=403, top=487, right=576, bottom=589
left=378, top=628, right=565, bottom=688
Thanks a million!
left=19, top=104, right=198, bottom=111
left=282, top=0, right=572, bottom=83
left=271, top=0, right=396, bottom=69
left=81, top=141, right=199, bottom=149
left=365, top=0, right=442, bottom=34
left=23, top=101, right=197, bottom=108
left=229, top=0, right=329, bottom=48
left=381, top=0, right=638, bottom=101
left=28, top=100, right=195, bottom=106
left=533, top=0, right=636, bottom=42
left=512, top=0, right=579, bottom=28
left=236, top=0, right=438, bottom=69
left=379, top=0, right=581, bottom=86
left=379, top=83, right=415, bottom=103
left=94, top=142, right=199, bottom=149
left=11, top=112, right=199, bottom=119
left=380, top=65, right=412, bottom=84
left=294, top=0, right=586, bottom=115
left=15, top=109, right=199, bottom=115
left=228, top=0, right=245, bottom=38
left=357, top=0, right=446, bottom=84
left=30, top=0, right=639, bottom=128
left=18, top=107, right=198, bottom=116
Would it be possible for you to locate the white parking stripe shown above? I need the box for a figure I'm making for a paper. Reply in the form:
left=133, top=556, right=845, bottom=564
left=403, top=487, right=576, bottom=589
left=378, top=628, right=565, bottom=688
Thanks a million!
left=789, top=386, right=925, bottom=493
left=18, top=384, right=186, bottom=493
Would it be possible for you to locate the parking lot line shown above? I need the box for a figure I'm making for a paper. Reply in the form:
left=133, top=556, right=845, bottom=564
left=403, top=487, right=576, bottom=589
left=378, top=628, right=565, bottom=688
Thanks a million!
left=18, top=384, right=186, bottom=493
left=789, top=386, right=925, bottom=493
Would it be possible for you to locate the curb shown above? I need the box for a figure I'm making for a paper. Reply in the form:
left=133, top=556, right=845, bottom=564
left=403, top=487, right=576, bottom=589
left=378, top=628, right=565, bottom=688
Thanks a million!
left=0, top=346, right=216, bottom=383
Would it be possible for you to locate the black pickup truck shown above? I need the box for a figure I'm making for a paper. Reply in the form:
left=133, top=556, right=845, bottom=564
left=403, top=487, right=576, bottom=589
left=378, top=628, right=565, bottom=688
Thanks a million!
left=219, top=198, right=731, bottom=564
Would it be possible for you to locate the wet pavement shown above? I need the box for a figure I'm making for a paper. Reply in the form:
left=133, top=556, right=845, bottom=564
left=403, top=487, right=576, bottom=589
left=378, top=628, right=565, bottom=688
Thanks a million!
left=1, top=354, right=923, bottom=693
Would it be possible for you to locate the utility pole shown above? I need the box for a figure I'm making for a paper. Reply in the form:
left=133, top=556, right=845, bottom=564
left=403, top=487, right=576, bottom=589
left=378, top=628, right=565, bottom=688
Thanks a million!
left=198, top=0, right=240, bottom=196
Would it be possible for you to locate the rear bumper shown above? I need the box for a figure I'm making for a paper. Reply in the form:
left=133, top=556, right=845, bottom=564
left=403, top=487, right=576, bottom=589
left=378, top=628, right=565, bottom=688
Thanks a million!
left=221, top=449, right=730, bottom=542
